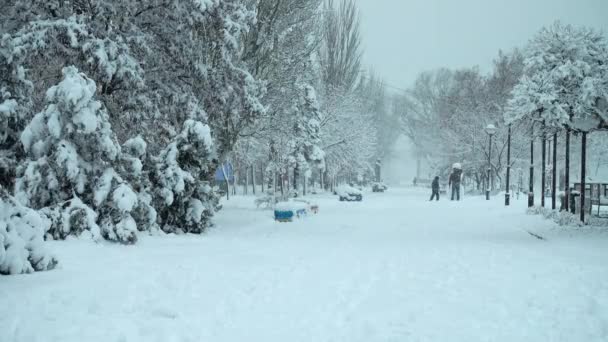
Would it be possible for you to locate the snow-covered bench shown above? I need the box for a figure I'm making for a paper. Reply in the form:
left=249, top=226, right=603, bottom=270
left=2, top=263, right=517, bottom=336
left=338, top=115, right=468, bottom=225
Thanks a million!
left=292, top=199, right=319, bottom=214
left=274, top=200, right=318, bottom=222
left=592, top=196, right=608, bottom=217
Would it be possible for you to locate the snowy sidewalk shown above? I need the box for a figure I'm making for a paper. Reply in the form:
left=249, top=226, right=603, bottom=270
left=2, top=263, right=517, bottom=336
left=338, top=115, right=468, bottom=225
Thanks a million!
left=1, top=188, right=607, bottom=342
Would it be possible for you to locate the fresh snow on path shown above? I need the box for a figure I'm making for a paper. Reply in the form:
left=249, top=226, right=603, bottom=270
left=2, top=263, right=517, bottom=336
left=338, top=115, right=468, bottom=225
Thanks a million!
left=1, top=187, right=608, bottom=342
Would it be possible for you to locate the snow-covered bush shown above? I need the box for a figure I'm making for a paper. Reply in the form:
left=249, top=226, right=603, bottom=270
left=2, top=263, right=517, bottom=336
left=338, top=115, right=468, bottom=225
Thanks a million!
left=153, top=120, right=219, bottom=234
left=0, top=188, right=58, bottom=275
left=16, top=66, right=120, bottom=206
left=41, top=196, right=101, bottom=241
left=13, top=66, right=143, bottom=242
left=527, top=206, right=608, bottom=228
left=94, top=169, right=139, bottom=244
left=117, top=136, right=158, bottom=233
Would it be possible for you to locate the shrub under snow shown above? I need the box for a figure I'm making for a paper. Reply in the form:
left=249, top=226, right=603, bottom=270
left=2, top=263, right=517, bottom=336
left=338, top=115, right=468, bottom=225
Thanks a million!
left=14, top=66, right=148, bottom=243
left=153, top=120, right=218, bottom=234
left=0, top=188, right=58, bottom=275
left=41, top=196, right=101, bottom=242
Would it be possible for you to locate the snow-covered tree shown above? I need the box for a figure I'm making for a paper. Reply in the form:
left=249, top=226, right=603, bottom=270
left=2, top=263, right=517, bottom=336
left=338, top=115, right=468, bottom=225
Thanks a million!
left=321, top=0, right=363, bottom=93
left=153, top=120, right=219, bottom=234
left=117, top=136, right=158, bottom=234
left=399, top=50, right=526, bottom=191
left=290, top=85, right=325, bottom=191
left=17, top=66, right=119, bottom=206
left=15, top=66, right=143, bottom=243
left=506, top=22, right=608, bottom=131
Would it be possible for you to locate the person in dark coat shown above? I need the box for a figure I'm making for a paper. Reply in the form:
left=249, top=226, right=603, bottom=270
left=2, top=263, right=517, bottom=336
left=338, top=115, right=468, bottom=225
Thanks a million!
left=429, top=176, right=440, bottom=201
left=449, top=167, right=463, bottom=201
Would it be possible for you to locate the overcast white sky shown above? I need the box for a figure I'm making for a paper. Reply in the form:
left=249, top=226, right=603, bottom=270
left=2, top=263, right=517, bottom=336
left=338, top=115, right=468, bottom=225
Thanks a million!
left=357, top=0, right=608, bottom=91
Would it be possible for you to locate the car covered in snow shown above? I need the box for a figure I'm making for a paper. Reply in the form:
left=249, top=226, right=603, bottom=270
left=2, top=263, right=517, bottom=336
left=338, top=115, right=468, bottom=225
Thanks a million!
left=337, top=185, right=363, bottom=202
left=372, top=182, right=388, bottom=193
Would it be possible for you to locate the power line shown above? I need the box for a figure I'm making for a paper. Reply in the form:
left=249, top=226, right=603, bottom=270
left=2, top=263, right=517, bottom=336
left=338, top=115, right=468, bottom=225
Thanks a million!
left=358, top=74, right=409, bottom=93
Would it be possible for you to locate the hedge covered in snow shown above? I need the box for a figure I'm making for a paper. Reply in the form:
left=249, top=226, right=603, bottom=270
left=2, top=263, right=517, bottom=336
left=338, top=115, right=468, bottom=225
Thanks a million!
left=0, top=188, right=58, bottom=275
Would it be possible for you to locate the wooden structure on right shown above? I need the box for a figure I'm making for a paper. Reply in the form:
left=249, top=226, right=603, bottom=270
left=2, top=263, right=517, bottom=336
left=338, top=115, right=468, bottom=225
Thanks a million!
left=571, top=181, right=608, bottom=218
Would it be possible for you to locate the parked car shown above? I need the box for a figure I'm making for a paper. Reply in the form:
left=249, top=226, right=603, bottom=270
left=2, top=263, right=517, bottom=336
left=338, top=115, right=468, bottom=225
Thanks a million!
left=372, top=182, right=388, bottom=193
left=337, top=185, right=363, bottom=202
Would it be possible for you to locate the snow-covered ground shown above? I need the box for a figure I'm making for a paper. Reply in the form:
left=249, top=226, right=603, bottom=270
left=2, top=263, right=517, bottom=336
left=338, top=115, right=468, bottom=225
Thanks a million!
left=1, top=187, right=607, bottom=342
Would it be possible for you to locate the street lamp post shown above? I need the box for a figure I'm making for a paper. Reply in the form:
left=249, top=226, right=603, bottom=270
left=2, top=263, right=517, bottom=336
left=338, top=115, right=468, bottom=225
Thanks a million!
left=485, top=124, right=497, bottom=201
left=529, top=131, right=535, bottom=208
left=505, top=124, right=512, bottom=206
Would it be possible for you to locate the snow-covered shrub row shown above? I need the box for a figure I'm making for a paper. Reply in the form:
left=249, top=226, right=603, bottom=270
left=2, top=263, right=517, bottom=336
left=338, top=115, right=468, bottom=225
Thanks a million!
left=527, top=206, right=608, bottom=228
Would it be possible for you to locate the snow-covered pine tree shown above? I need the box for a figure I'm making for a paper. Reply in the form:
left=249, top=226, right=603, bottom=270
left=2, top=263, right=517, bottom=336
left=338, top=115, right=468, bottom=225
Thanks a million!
left=153, top=119, right=219, bottom=234
left=0, top=10, right=145, bottom=189
left=200, top=1, right=267, bottom=159
left=289, top=85, right=325, bottom=193
left=117, top=136, right=158, bottom=234
left=15, top=66, right=140, bottom=243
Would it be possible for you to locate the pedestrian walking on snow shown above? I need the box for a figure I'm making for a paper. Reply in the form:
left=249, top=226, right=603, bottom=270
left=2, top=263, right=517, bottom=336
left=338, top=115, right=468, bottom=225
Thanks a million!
left=429, top=176, right=440, bottom=201
left=449, top=163, right=463, bottom=201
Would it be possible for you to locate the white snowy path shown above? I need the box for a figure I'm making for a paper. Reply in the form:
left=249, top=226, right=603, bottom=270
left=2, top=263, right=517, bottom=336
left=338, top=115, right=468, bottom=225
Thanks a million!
left=1, top=188, right=608, bottom=342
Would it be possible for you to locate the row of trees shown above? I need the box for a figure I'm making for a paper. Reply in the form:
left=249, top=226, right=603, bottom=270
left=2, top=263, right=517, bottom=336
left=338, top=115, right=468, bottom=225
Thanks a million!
left=397, top=50, right=528, bottom=190
left=399, top=22, right=608, bottom=221
left=0, top=0, right=399, bottom=274
left=506, top=22, right=608, bottom=221
left=227, top=0, right=399, bottom=196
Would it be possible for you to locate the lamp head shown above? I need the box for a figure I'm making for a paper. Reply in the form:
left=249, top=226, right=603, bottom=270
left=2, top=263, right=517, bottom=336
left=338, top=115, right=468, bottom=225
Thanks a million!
left=485, top=124, right=497, bottom=136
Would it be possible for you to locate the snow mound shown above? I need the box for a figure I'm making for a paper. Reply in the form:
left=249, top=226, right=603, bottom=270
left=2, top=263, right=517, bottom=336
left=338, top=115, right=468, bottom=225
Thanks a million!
left=42, top=196, right=101, bottom=242
left=0, top=189, right=58, bottom=275
left=275, top=201, right=309, bottom=212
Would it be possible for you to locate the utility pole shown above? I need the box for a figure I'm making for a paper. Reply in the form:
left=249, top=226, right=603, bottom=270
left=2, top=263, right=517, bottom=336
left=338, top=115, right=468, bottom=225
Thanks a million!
left=552, top=133, right=557, bottom=210
left=580, top=132, right=587, bottom=223
left=541, top=123, right=546, bottom=207
left=564, top=129, right=570, bottom=212
left=529, top=135, right=535, bottom=208
left=505, top=124, right=512, bottom=206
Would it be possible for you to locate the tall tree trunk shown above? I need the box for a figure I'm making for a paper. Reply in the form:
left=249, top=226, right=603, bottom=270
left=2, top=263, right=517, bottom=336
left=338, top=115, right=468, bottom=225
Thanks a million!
left=233, top=171, right=237, bottom=196
left=529, top=137, right=535, bottom=207
left=552, top=133, right=557, bottom=210
left=320, top=170, right=324, bottom=191
left=251, top=165, right=256, bottom=195
left=261, top=164, right=265, bottom=193
left=565, top=129, right=570, bottom=211
left=244, top=166, right=248, bottom=195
